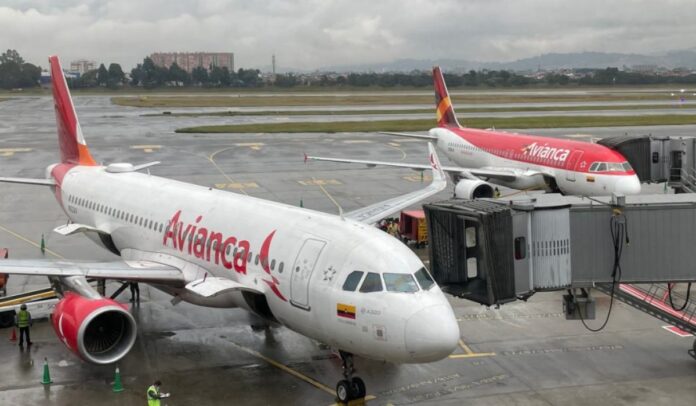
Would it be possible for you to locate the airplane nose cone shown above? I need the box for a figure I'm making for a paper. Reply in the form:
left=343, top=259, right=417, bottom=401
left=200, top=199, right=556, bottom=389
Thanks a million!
left=404, top=304, right=460, bottom=362
left=616, top=175, right=641, bottom=195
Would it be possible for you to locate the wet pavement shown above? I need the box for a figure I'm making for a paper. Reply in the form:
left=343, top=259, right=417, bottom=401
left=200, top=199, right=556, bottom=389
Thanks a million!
left=0, top=96, right=694, bottom=405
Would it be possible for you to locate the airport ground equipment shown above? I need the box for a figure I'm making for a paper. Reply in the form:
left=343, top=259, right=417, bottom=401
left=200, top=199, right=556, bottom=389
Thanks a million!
left=598, top=134, right=696, bottom=192
left=399, top=210, right=428, bottom=247
left=0, top=248, right=8, bottom=296
left=424, top=193, right=696, bottom=353
left=0, top=250, right=58, bottom=328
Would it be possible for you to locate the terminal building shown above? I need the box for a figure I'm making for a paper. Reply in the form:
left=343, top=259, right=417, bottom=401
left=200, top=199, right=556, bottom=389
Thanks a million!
left=149, top=52, right=234, bottom=73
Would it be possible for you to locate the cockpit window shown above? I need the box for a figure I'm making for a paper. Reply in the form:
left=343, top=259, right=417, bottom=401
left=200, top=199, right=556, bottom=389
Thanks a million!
left=383, top=273, right=419, bottom=293
left=607, top=162, right=624, bottom=172
left=414, top=268, right=435, bottom=290
left=589, top=161, right=632, bottom=173
left=596, top=163, right=607, bottom=172
left=622, top=162, right=633, bottom=171
left=589, top=162, right=599, bottom=172
left=342, top=271, right=364, bottom=291
left=359, top=272, right=383, bottom=293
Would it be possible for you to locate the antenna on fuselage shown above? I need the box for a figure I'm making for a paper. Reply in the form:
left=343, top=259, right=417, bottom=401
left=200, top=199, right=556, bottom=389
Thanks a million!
left=314, top=177, right=344, bottom=220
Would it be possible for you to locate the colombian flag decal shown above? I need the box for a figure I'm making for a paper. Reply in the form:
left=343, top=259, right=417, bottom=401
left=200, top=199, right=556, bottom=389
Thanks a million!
left=337, top=303, right=356, bottom=319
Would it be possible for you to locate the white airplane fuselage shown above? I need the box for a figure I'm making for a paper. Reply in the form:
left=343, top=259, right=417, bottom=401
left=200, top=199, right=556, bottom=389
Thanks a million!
left=54, top=164, right=459, bottom=363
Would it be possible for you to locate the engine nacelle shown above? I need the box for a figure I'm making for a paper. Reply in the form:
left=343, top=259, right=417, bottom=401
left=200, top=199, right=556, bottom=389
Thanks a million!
left=51, top=293, right=137, bottom=364
left=454, top=179, right=495, bottom=199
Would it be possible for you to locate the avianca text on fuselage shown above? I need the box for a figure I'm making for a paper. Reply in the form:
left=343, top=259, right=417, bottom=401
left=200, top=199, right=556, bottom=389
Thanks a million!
left=162, top=210, right=286, bottom=300
left=521, top=142, right=570, bottom=163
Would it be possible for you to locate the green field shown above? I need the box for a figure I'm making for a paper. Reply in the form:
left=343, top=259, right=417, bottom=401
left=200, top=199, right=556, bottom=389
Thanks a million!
left=146, top=103, right=696, bottom=118
left=175, top=114, right=696, bottom=134
left=114, top=92, right=680, bottom=108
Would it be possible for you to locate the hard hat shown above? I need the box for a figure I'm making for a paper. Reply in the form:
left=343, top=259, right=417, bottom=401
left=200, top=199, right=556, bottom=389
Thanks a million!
left=20, top=304, right=27, bottom=310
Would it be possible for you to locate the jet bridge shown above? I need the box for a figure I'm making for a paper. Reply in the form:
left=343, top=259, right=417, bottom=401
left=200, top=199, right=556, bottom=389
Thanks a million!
left=598, top=134, right=696, bottom=192
left=424, top=194, right=696, bottom=345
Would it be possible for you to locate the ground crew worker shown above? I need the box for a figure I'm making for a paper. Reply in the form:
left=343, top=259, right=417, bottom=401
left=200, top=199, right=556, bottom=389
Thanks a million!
left=15, top=303, right=32, bottom=347
left=130, top=282, right=140, bottom=303
left=494, top=187, right=501, bottom=198
left=147, top=380, right=165, bottom=406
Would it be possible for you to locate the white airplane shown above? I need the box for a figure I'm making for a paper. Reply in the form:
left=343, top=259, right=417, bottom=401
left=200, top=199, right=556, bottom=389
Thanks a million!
left=306, top=67, right=642, bottom=198
left=0, top=56, right=460, bottom=403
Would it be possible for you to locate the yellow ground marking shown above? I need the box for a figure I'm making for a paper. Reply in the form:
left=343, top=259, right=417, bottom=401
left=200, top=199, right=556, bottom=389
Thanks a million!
left=329, top=395, right=378, bottom=406
left=234, top=142, right=265, bottom=151
left=227, top=341, right=336, bottom=395
left=214, top=182, right=259, bottom=190
left=385, top=143, right=407, bottom=161
left=403, top=175, right=431, bottom=182
left=0, top=290, right=57, bottom=308
left=298, top=179, right=343, bottom=186
left=130, top=145, right=162, bottom=153
left=207, top=146, right=248, bottom=195
left=342, top=140, right=373, bottom=144
left=448, top=339, right=496, bottom=359
left=0, top=148, right=32, bottom=157
left=0, top=224, right=65, bottom=259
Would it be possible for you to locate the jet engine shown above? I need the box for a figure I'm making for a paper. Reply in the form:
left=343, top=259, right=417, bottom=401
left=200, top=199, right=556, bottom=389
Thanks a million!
left=51, top=292, right=137, bottom=364
left=454, top=179, right=495, bottom=199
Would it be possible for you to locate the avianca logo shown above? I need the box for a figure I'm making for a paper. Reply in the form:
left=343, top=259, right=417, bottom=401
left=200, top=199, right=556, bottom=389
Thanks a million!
left=521, top=142, right=570, bottom=162
left=162, top=210, right=287, bottom=301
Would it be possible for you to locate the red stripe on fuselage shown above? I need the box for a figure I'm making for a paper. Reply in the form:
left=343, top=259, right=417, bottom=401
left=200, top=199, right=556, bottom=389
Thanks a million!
left=447, top=127, right=635, bottom=176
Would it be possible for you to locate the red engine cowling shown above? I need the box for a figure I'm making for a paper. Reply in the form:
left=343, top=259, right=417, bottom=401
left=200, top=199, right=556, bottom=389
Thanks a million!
left=51, top=292, right=137, bottom=364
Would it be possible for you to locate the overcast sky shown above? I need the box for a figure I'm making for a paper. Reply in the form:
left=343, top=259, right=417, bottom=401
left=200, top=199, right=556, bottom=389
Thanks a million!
left=1, top=0, right=695, bottom=71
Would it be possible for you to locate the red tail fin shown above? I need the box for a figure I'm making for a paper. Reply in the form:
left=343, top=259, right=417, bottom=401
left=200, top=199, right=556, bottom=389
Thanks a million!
left=433, top=66, right=461, bottom=128
left=49, top=56, right=96, bottom=166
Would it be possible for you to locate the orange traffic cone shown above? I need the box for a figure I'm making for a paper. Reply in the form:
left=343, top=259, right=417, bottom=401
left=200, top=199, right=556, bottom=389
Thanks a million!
left=9, top=327, right=16, bottom=342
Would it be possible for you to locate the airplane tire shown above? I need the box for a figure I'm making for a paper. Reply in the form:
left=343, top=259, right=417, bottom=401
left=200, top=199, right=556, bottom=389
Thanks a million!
left=336, top=379, right=352, bottom=402
left=351, top=377, right=366, bottom=399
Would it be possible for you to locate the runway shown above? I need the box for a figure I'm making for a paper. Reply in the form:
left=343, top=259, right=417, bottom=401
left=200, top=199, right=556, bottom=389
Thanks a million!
left=0, top=96, right=694, bottom=405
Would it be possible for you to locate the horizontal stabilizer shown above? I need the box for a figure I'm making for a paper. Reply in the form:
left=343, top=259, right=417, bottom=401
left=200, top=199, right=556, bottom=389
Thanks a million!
left=0, top=177, right=55, bottom=186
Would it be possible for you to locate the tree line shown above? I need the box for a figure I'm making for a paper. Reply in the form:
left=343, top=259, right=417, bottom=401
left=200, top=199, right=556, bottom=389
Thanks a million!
left=3, top=49, right=696, bottom=90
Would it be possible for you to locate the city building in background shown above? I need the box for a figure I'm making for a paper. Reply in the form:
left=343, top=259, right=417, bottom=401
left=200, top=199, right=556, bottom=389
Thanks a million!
left=70, top=59, right=96, bottom=74
left=149, top=52, right=234, bottom=73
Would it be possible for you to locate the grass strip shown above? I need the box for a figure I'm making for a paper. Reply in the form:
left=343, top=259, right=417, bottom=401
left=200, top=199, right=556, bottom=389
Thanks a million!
left=114, top=92, right=679, bottom=108
left=175, top=114, right=696, bottom=133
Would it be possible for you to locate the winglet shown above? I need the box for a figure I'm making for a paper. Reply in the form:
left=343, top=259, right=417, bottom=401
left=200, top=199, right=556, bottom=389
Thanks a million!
left=433, top=66, right=462, bottom=128
left=49, top=55, right=96, bottom=166
left=428, top=142, right=446, bottom=183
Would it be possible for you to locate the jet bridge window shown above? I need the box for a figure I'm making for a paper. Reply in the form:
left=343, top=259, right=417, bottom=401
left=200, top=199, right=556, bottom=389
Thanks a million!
left=384, top=273, right=419, bottom=293
left=359, top=272, right=383, bottom=293
left=342, top=271, right=364, bottom=291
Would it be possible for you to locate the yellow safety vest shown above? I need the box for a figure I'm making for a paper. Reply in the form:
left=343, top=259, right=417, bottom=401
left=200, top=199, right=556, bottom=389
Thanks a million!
left=17, top=310, right=30, bottom=328
left=147, top=385, right=160, bottom=406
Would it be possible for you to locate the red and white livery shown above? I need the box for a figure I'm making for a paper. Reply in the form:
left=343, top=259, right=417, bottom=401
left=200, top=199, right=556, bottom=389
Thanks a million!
left=307, top=67, right=642, bottom=199
left=0, top=56, right=459, bottom=402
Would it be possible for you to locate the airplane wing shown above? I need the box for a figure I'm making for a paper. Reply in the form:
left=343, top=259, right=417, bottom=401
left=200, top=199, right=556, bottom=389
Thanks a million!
left=379, top=131, right=438, bottom=140
left=344, top=143, right=447, bottom=224
left=0, top=259, right=186, bottom=286
left=305, top=154, right=520, bottom=182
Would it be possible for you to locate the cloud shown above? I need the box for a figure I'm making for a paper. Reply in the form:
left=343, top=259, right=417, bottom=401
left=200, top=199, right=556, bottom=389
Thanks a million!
left=1, top=0, right=695, bottom=71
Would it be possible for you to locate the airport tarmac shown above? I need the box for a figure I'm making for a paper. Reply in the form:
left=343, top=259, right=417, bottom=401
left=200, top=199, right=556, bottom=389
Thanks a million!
left=0, top=96, right=695, bottom=405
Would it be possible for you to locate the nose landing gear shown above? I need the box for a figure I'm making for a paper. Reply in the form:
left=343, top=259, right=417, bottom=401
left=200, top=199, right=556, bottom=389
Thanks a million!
left=336, top=350, right=367, bottom=403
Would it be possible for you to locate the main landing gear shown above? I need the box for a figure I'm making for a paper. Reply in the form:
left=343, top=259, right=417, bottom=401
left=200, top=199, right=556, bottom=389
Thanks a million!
left=336, top=350, right=366, bottom=403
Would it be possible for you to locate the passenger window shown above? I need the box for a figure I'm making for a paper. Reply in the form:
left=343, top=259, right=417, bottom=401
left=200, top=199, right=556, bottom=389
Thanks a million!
left=384, top=273, right=419, bottom=293
left=279, top=262, right=284, bottom=273
left=359, top=272, right=383, bottom=293
left=271, top=259, right=276, bottom=270
left=414, top=268, right=435, bottom=290
left=342, top=271, right=364, bottom=291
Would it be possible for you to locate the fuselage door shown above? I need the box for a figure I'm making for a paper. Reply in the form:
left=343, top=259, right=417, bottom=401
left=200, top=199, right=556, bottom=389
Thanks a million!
left=564, top=150, right=584, bottom=181
left=290, top=238, right=326, bottom=310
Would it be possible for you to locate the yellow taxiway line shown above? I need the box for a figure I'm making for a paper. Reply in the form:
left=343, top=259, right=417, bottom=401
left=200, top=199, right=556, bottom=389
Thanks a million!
left=0, top=224, right=65, bottom=259
left=448, top=339, right=496, bottom=359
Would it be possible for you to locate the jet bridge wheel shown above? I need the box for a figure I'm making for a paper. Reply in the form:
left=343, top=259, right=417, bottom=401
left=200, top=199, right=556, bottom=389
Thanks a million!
left=336, top=351, right=366, bottom=402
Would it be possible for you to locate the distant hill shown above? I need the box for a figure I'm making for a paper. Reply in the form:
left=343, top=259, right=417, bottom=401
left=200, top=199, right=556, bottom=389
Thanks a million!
left=317, top=50, right=696, bottom=73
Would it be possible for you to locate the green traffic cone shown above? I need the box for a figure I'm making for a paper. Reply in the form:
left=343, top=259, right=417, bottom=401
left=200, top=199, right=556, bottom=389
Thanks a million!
left=112, top=367, right=124, bottom=392
left=40, top=234, right=45, bottom=255
left=41, top=358, right=52, bottom=385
